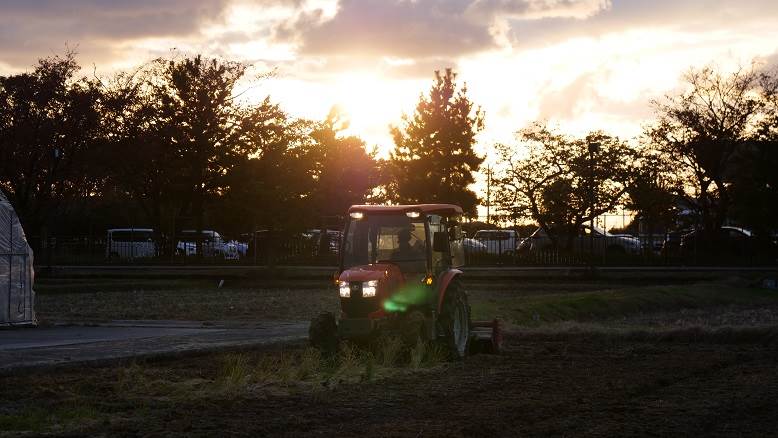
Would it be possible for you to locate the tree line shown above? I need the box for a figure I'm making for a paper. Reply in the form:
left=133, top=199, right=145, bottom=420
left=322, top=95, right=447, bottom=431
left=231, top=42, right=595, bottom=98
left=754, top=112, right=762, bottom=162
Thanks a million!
left=1, top=51, right=777, bottom=252
left=0, top=53, right=480, bottom=246
left=493, top=65, right=778, bottom=249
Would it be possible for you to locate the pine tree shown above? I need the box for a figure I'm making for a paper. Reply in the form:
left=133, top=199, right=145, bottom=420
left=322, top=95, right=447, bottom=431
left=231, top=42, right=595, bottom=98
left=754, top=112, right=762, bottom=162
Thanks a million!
left=389, top=69, right=484, bottom=216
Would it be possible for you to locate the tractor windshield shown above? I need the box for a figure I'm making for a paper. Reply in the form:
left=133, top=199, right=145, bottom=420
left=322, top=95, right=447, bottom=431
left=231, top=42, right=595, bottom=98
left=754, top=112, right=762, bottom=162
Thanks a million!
left=342, top=214, right=427, bottom=272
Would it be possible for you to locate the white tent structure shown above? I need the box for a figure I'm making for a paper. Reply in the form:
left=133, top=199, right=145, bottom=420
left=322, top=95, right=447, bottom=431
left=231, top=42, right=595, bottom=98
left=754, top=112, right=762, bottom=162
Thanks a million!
left=0, top=189, right=36, bottom=326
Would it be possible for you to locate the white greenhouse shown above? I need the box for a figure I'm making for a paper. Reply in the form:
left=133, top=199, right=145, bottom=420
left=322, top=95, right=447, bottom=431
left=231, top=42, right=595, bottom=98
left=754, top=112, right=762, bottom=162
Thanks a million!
left=0, top=189, right=36, bottom=326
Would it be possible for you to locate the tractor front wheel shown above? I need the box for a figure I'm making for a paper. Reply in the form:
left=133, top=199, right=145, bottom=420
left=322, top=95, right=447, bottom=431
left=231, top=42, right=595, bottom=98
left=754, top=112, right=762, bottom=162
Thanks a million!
left=309, top=312, right=338, bottom=353
left=439, top=281, right=470, bottom=359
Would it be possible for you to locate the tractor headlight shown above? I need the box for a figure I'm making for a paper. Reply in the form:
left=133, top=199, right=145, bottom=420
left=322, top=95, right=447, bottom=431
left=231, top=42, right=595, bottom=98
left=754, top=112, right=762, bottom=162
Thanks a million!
left=362, top=280, right=378, bottom=297
left=338, top=281, right=350, bottom=298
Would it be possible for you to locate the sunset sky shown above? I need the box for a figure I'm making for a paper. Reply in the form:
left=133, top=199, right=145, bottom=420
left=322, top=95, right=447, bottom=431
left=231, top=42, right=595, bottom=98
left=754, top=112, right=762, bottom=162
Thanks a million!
left=1, top=0, right=777, bottom=161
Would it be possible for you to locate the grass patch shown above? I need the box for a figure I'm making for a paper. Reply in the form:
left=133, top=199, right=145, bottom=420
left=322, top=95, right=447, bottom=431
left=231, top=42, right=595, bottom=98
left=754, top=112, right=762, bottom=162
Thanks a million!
left=470, top=282, right=778, bottom=326
left=216, top=353, right=252, bottom=393
left=0, top=404, right=99, bottom=433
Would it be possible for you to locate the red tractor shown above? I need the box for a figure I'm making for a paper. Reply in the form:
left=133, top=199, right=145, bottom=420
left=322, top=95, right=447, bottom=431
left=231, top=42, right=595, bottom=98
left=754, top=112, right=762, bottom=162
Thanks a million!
left=309, top=204, right=502, bottom=358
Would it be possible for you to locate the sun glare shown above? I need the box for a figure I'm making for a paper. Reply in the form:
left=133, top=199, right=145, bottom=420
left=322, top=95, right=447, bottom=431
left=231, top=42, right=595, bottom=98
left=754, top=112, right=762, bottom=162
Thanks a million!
left=328, top=72, right=424, bottom=156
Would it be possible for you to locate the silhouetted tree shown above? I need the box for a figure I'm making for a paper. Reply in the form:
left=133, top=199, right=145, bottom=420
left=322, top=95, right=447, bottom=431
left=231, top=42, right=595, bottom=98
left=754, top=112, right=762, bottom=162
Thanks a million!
left=494, top=124, right=637, bottom=250
left=103, top=55, right=258, bottom=251
left=101, top=62, right=185, bottom=242
left=0, top=52, right=104, bottom=236
left=728, top=69, right=778, bottom=236
left=156, top=56, right=250, bottom=242
left=623, top=144, right=679, bottom=234
left=310, top=107, right=380, bottom=218
left=223, top=99, right=317, bottom=233
left=648, top=66, right=765, bottom=235
left=389, top=69, right=484, bottom=216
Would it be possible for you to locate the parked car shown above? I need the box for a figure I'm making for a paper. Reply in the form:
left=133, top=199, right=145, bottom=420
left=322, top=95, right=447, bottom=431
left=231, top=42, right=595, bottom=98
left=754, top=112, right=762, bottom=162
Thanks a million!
left=463, top=237, right=488, bottom=254
left=245, top=230, right=272, bottom=262
left=305, top=229, right=343, bottom=256
left=473, top=229, right=520, bottom=255
left=230, top=240, right=249, bottom=257
left=176, top=230, right=240, bottom=260
left=678, top=226, right=777, bottom=260
left=660, top=230, right=689, bottom=256
left=637, top=233, right=668, bottom=254
left=106, top=228, right=156, bottom=260
left=517, top=225, right=642, bottom=255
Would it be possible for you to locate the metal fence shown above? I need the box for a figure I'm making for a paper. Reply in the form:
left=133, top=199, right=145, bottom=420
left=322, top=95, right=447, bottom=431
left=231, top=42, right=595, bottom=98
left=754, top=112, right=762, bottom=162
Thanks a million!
left=30, top=228, right=778, bottom=268
left=462, top=212, right=777, bottom=267
left=464, top=233, right=777, bottom=267
left=29, top=230, right=342, bottom=267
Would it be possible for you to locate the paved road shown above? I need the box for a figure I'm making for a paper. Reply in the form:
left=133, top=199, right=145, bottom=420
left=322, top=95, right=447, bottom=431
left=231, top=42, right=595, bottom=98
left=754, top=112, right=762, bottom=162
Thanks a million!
left=0, top=320, right=308, bottom=374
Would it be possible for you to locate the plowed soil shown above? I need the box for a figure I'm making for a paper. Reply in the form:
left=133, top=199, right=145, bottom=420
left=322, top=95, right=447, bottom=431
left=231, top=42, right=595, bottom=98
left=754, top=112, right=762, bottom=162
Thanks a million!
left=70, top=332, right=778, bottom=437
left=138, top=339, right=778, bottom=437
left=6, top=279, right=778, bottom=437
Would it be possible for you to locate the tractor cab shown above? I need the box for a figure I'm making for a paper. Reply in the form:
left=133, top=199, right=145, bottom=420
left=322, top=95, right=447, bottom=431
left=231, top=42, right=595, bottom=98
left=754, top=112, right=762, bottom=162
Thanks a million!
left=339, top=204, right=465, bottom=310
left=309, top=204, right=501, bottom=358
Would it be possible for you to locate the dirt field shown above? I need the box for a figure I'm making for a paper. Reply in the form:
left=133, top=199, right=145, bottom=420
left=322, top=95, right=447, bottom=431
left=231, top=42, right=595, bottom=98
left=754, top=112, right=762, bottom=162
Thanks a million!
left=2, top=327, right=778, bottom=437
left=4, top=278, right=778, bottom=437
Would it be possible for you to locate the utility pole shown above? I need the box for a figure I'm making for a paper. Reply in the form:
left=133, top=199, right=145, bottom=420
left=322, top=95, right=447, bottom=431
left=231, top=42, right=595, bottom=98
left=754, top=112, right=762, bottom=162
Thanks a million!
left=486, top=164, right=492, bottom=225
left=588, top=142, right=600, bottom=269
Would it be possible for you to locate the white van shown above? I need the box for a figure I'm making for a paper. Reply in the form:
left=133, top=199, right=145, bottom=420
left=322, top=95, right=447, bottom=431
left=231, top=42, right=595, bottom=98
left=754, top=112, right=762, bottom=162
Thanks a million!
left=106, top=228, right=156, bottom=260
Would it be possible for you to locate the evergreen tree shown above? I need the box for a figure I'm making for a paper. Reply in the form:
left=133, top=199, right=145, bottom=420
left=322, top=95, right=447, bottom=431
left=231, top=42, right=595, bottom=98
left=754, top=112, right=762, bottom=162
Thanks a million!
left=389, top=69, right=484, bottom=216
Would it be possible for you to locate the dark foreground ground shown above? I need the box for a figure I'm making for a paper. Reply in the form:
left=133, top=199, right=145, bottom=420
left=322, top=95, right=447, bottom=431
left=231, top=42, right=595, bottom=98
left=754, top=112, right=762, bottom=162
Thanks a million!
left=3, top=278, right=778, bottom=437
left=3, top=327, right=778, bottom=437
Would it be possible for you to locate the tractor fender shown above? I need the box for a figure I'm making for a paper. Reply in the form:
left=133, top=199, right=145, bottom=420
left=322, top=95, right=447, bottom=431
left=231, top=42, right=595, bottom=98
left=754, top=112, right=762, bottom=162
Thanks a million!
left=436, top=269, right=464, bottom=313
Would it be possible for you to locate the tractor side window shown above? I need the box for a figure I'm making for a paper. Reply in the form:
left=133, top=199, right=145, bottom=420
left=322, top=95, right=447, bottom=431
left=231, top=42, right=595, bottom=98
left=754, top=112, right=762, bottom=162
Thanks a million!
left=343, top=219, right=369, bottom=267
left=429, top=215, right=444, bottom=272
left=448, top=216, right=465, bottom=268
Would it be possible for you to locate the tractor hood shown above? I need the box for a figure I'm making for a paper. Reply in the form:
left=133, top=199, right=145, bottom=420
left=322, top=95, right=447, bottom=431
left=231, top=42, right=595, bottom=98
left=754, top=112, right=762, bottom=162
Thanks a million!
left=339, top=263, right=396, bottom=283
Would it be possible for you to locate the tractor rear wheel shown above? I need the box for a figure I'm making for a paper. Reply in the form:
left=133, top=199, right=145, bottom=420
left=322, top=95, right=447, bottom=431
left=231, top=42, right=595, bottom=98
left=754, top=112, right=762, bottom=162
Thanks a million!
left=309, top=312, right=338, bottom=353
left=439, top=281, right=470, bottom=359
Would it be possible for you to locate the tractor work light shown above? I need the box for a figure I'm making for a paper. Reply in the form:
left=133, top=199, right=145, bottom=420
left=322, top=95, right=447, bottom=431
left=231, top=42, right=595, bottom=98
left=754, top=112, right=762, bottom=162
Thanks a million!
left=350, top=211, right=364, bottom=219
left=405, top=211, right=420, bottom=218
left=362, top=280, right=378, bottom=297
left=338, top=281, right=351, bottom=298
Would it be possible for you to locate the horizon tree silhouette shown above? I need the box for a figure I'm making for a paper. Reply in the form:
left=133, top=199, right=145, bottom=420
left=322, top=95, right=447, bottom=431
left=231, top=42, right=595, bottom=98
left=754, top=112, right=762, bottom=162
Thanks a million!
left=493, top=123, right=638, bottom=250
left=388, top=69, right=485, bottom=216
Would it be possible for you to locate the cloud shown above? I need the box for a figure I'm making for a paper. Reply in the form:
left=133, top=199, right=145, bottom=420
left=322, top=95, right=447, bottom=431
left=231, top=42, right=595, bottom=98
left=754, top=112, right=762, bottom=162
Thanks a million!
left=279, top=0, right=612, bottom=59
left=760, top=51, right=778, bottom=72
left=0, top=0, right=237, bottom=68
left=0, top=0, right=229, bottom=40
left=282, top=0, right=494, bottom=58
left=537, top=70, right=653, bottom=125
left=506, top=0, right=778, bottom=48
left=467, top=0, right=610, bottom=20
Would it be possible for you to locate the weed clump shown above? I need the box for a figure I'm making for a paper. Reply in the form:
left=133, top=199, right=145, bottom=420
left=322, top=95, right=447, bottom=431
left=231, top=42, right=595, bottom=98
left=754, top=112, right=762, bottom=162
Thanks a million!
left=216, top=353, right=252, bottom=393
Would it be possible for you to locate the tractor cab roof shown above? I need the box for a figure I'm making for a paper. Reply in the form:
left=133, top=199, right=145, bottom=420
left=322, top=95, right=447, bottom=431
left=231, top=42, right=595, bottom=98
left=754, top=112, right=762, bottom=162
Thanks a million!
left=348, top=204, right=463, bottom=216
